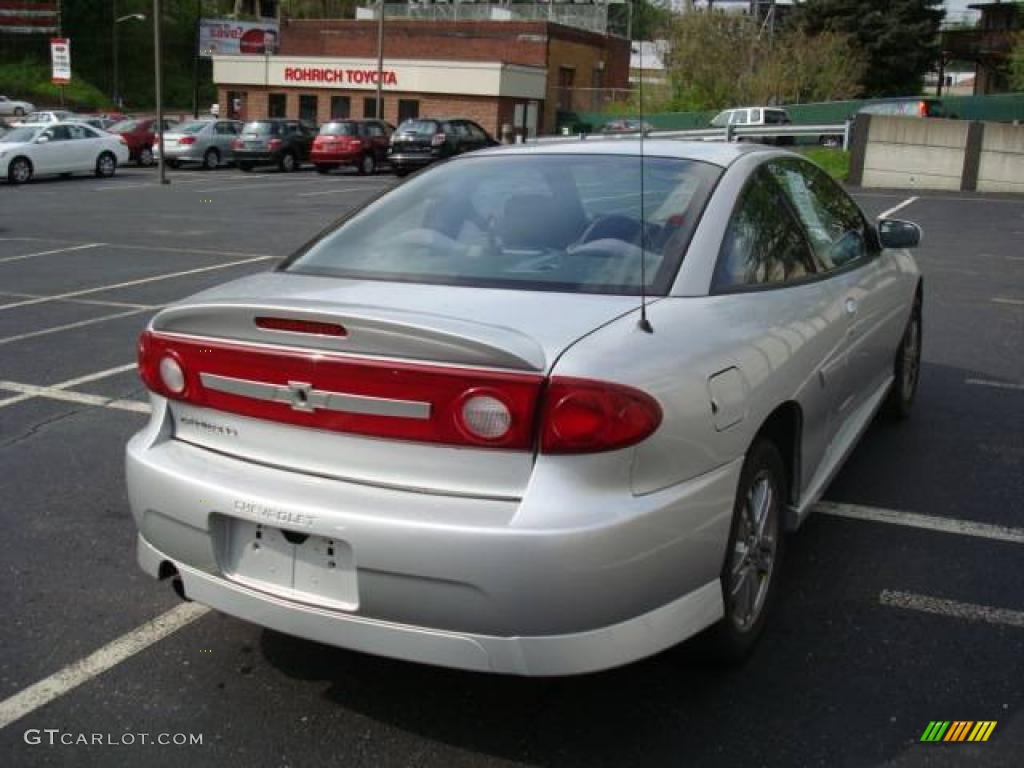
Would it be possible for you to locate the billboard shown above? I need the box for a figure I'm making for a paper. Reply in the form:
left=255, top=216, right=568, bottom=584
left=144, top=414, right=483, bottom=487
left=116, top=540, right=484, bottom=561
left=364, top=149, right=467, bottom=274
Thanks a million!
left=198, top=18, right=280, bottom=59
left=50, top=37, right=70, bottom=85
left=0, top=1, right=58, bottom=34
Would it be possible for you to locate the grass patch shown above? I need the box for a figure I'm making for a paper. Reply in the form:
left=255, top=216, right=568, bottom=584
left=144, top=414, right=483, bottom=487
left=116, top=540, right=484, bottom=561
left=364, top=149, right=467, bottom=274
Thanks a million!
left=799, top=147, right=850, bottom=181
left=0, top=59, right=112, bottom=112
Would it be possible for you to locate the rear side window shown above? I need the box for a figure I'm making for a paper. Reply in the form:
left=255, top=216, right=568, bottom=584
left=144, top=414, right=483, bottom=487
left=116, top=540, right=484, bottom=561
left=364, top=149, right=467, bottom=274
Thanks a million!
left=714, top=167, right=816, bottom=290
left=398, top=120, right=439, bottom=135
left=243, top=122, right=280, bottom=135
left=766, top=159, right=868, bottom=271
left=320, top=122, right=357, bottom=136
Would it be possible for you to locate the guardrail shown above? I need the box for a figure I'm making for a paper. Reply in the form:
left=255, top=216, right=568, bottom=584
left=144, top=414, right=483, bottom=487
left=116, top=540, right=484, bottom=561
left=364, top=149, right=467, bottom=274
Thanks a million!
left=533, top=122, right=851, bottom=149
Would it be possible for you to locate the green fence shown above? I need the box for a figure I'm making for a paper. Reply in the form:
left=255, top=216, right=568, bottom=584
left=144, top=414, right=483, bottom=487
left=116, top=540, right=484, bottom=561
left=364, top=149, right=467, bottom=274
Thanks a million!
left=562, top=93, right=1024, bottom=133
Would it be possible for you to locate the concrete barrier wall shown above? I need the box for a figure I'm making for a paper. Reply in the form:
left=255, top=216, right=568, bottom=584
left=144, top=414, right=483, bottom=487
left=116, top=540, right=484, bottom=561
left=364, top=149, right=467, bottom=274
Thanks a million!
left=861, top=116, right=970, bottom=191
left=977, top=122, right=1024, bottom=195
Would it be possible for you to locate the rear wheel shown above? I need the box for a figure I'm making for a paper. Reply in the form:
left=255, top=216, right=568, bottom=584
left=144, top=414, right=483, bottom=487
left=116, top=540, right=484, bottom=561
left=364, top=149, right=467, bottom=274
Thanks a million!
left=138, top=146, right=154, bottom=167
left=13, top=106, right=24, bottom=117
left=202, top=148, right=219, bottom=170
left=279, top=151, right=297, bottom=172
left=358, top=153, right=376, bottom=176
left=95, top=151, right=117, bottom=178
left=884, top=294, right=922, bottom=420
left=8, top=157, right=33, bottom=184
left=708, top=438, right=786, bottom=661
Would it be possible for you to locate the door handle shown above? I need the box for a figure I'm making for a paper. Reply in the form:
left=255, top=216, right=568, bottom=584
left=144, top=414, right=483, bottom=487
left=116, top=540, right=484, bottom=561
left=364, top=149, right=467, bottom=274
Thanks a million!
left=845, top=297, right=859, bottom=315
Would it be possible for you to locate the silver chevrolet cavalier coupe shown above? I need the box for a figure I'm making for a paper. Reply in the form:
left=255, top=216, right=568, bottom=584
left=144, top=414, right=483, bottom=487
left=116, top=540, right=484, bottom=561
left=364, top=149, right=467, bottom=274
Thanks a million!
left=127, top=140, right=923, bottom=675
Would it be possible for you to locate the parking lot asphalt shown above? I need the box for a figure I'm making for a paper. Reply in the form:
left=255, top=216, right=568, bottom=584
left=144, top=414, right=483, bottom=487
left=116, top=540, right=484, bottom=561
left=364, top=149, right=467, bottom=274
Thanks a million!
left=0, top=165, right=1021, bottom=768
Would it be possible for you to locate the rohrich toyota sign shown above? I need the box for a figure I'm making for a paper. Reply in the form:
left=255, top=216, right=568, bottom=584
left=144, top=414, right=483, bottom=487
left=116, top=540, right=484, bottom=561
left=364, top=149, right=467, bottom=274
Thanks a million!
left=284, top=67, right=398, bottom=86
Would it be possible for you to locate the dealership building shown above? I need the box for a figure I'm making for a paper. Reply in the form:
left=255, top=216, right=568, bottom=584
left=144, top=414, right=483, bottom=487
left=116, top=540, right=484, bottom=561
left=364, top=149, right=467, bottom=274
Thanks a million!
left=212, top=7, right=630, bottom=137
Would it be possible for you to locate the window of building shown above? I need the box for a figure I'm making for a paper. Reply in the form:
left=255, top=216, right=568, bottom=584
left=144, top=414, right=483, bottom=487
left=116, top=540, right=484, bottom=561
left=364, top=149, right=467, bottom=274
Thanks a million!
left=557, top=67, right=575, bottom=112
left=398, top=99, right=419, bottom=124
left=268, top=93, right=287, bottom=118
left=227, top=91, right=246, bottom=120
left=299, top=94, right=317, bottom=124
left=330, top=95, right=350, bottom=119
left=364, top=97, right=380, bottom=119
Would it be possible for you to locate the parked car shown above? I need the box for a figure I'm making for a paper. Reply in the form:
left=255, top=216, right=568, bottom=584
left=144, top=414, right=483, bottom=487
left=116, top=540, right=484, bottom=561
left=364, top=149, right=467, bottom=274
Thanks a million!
left=388, top=117, right=498, bottom=176
left=855, top=98, right=948, bottom=119
left=710, top=106, right=793, bottom=145
left=128, top=140, right=924, bottom=675
left=233, top=118, right=316, bottom=172
left=311, top=119, right=393, bottom=175
left=75, top=115, right=118, bottom=131
left=2, top=121, right=130, bottom=184
left=109, top=117, right=178, bottom=166
left=0, top=95, right=34, bottom=118
left=154, top=119, right=242, bottom=169
left=601, top=118, right=653, bottom=135
left=14, top=110, right=74, bottom=126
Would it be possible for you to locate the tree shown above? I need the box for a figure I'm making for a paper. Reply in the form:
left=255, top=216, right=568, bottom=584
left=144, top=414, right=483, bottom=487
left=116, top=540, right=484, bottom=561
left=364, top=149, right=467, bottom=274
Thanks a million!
left=660, top=11, right=866, bottom=111
left=1011, top=31, right=1024, bottom=92
left=794, top=0, right=944, bottom=97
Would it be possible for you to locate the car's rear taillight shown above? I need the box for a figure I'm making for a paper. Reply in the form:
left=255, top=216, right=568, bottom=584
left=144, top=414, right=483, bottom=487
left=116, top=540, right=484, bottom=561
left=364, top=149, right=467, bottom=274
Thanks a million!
left=268, top=138, right=283, bottom=150
left=431, top=132, right=446, bottom=147
left=918, top=101, right=928, bottom=117
left=178, top=136, right=196, bottom=145
left=540, top=378, right=662, bottom=454
left=232, top=138, right=243, bottom=150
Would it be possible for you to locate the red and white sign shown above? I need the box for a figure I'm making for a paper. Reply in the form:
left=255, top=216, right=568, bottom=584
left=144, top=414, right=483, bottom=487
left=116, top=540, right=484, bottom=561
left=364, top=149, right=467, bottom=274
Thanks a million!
left=283, top=67, right=398, bottom=87
left=50, top=37, right=70, bottom=85
left=198, top=18, right=279, bottom=58
left=0, top=1, right=58, bottom=34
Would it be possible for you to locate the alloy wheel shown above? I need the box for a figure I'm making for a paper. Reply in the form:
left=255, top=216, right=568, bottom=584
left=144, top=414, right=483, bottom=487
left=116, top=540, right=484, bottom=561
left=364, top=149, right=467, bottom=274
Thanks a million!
left=902, top=314, right=921, bottom=401
left=98, top=154, right=116, bottom=177
left=728, top=470, right=778, bottom=632
left=10, top=158, right=31, bottom=184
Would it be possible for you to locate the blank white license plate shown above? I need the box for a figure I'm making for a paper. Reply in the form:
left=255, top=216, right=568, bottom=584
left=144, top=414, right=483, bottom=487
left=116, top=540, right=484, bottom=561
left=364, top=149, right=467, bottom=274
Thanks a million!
left=221, top=519, right=358, bottom=611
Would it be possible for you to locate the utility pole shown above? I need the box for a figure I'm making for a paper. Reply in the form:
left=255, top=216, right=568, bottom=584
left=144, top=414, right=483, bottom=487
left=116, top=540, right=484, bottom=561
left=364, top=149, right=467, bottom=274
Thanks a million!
left=154, top=0, right=169, bottom=185
left=375, top=0, right=385, bottom=119
left=113, top=0, right=118, bottom=105
left=192, top=0, right=201, bottom=118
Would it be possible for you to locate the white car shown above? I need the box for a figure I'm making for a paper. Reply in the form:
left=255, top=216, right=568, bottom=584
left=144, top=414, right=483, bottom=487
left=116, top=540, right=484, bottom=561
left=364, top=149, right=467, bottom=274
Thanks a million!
left=13, top=110, right=74, bottom=126
left=0, top=95, right=35, bottom=118
left=1, top=121, right=131, bottom=184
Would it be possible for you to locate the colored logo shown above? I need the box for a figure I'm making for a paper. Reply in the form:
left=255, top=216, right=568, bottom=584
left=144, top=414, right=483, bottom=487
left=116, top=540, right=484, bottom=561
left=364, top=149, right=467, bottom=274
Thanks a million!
left=920, top=721, right=997, bottom=742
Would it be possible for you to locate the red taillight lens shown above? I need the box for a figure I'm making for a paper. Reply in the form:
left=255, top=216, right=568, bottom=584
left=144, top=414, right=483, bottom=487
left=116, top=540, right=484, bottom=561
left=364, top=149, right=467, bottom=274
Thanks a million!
left=540, top=377, right=661, bottom=454
left=918, top=101, right=928, bottom=117
left=178, top=136, right=196, bottom=145
left=431, top=132, right=446, bottom=147
left=232, top=138, right=243, bottom=150
left=268, top=138, right=283, bottom=150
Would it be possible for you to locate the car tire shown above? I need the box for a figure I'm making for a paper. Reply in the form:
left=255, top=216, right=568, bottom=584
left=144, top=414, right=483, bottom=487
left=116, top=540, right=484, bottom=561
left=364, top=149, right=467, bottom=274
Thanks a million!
left=238, top=162, right=253, bottom=172
left=8, top=156, right=33, bottom=184
left=884, top=293, right=922, bottom=420
left=358, top=153, right=376, bottom=176
left=202, top=148, right=219, bottom=170
left=138, top=146, right=154, bottom=167
left=14, top=107, right=24, bottom=117
left=279, top=152, right=296, bottom=173
left=95, top=152, right=117, bottom=178
left=707, top=437, right=787, bottom=661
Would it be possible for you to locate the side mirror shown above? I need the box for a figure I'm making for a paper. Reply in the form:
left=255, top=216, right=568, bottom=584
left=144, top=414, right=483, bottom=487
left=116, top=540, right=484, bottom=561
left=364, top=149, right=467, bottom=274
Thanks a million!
left=877, top=218, right=922, bottom=249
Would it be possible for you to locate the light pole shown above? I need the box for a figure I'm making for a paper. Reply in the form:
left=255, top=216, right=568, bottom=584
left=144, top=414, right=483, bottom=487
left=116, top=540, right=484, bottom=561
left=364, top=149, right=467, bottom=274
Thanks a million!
left=112, top=3, right=146, bottom=109
left=154, top=0, right=169, bottom=185
left=375, top=0, right=384, bottom=120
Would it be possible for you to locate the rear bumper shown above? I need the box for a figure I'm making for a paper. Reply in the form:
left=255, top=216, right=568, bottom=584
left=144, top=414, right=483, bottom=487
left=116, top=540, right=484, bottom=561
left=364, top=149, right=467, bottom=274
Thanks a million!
left=311, top=149, right=361, bottom=164
left=233, top=150, right=279, bottom=165
left=126, top=401, right=737, bottom=675
left=388, top=153, right=435, bottom=171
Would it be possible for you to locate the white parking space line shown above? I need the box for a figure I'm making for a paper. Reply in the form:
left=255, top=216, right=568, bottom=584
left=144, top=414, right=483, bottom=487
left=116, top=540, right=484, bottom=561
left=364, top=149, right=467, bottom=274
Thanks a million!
left=992, top=297, right=1024, bottom=307
left=0, top=290, right=155, bottom=310
left=965, top=378, right=1024, bottom=392
left=0, top=363, right=137, bottom=410
left=879, top=590, right=1024, bottom=630
left=878, top=196, right=918, bottom=220
left=0, top=308, right=150, bottom=346
left=0, top=243, right=104, bottom=265
left=0, top=602, right=209, bottom=730
left=814, top=501, right=1024, bottom=546
left=193, top=178, right=342, bottom=194
left=0, top=236, right=277, bottom=260
left=0, top=381, right=150, bottom=413
left=0, top=255, right=273, bottom=312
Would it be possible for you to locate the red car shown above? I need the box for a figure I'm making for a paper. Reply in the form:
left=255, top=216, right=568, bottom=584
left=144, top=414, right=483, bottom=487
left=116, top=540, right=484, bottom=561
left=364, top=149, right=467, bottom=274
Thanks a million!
left=311, top=119, right=393, bottom=175
left=108, top=117, right=178, bottom=166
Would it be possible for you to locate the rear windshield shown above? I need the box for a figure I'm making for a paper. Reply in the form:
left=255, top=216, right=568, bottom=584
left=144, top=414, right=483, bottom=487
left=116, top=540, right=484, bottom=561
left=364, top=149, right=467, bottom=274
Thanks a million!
left=285, top=154, right=721, bottom=296
left=177, top=121, right=209, bottom=134
left=319, top=122, right=357, bottom=136
left=109, top=119, right=140, bottom=132
left=396, top=120, right=439, bottom=135
left=243, top=121, right=280, bottom=135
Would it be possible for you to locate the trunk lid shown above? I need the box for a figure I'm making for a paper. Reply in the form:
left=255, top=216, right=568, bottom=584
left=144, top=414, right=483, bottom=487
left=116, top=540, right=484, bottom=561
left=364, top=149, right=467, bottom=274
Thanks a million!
left=148, top=272, right=640, bottom=499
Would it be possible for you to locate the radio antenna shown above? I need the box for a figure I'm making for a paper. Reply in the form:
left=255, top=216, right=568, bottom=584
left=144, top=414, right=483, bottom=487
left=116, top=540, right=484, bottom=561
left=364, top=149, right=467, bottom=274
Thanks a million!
left=636, top=36, right=653, bottom=334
